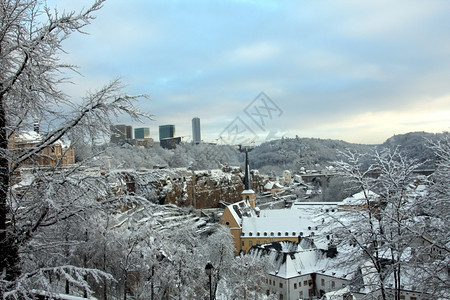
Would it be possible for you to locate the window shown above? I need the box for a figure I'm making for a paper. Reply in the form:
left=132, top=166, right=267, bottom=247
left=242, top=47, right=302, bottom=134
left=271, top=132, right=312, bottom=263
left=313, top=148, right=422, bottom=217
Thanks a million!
left=264, top=240, right=268, bottom=244
left=294, top=283, right=297, bottom=289
left=257, top=241, right=260, bottom=245
left=241, top=241, right=245, bottom=246
left=278, top=232, right=281, bottom=236
left=300, top=232, right=303, bottom=236
left=299, top=291, right=303, bottom=297
left=321, top=278, right=325, bottom=286
left=292, top=232, right=296, bottom=236
left=257, top=232, right=260, bottom=236
left=225, top=222, right=229, bottom=225
left=285, top=232, right=289, bottom=236
left=249, top=232, right=253, bottom=237
left=299, top=281, right=301, bottom=287
left=279, top=294, right=283, bottom=300
left=269, top=279, right=272, bottom=285
left=304, top=280, right=307, bottom=286
left=308, top=226, right=311, bottom=230
left=331, top=281, right=335, bottom=288
left=279, top=282, right=283, bottom=288
left=249, top=241, right=253, bottom=247
left=271, top=232, right=274, bottom=236
left=241, top=232, right=245, bottom=236
left=264, top=232, right=268, bottom=236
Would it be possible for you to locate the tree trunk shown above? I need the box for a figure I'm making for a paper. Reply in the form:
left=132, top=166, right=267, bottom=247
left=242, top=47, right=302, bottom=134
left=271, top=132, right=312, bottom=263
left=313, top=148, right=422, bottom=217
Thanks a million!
left=0, top=94, right=20, bottom=287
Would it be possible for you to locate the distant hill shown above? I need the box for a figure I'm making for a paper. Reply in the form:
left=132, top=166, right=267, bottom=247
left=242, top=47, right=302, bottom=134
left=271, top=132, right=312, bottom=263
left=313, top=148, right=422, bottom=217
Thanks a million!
left=92, top=132, right=445, bottom=174
left=249, top=132, right=445, bottom=174
left=378, top=131, right=444, bottom=168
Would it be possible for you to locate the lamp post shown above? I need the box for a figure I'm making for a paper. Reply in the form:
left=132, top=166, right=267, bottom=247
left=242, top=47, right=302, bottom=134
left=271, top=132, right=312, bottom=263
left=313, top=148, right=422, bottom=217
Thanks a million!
left=205, top=262, right=214, bottom=300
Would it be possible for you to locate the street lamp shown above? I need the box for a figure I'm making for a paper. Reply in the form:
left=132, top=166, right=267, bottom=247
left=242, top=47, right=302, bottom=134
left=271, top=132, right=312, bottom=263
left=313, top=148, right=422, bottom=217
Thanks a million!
left=205, top=262, right=214, bottom=300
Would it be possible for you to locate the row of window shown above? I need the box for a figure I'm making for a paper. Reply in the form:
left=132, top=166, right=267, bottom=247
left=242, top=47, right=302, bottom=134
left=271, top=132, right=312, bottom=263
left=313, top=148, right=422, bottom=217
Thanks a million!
left=265, top=278, right=313, bottom=289
left=242, top=229, right=317, bottom=237
left=266, top=277, right=342, bottom=291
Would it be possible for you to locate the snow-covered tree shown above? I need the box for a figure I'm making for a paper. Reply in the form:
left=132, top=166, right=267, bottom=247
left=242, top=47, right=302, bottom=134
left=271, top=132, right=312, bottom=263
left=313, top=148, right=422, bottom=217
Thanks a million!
left=406, top=136, right=450, bottom=298
left=324, top=148, right=429, bottom=300
left=223, top=254, right=273, bottom=300
left=0, top=0, right=149, bottom=297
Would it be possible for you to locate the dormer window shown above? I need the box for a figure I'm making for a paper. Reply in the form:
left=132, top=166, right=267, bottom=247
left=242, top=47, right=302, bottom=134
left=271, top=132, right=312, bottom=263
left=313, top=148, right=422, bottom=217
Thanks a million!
left=264, top=232, right=268, bottom=236
left=249, top=232, right=253, bottom=237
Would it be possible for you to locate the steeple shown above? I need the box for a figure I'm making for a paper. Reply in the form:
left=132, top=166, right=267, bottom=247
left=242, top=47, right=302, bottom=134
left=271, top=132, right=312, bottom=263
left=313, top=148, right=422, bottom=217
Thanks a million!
left=240, top=145, right=256, bottom=208
left=244, top=148, right=250, bottom=190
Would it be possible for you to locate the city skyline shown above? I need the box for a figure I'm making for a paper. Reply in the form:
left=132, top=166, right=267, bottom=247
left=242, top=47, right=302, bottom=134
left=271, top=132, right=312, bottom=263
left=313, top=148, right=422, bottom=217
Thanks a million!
left=53, top=0, right=450, bottom=144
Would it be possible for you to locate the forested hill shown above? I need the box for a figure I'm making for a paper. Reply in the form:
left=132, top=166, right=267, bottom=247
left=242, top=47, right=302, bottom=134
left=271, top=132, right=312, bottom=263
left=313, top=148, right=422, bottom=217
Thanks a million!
left=380, top=131, right=443, bottom=166
left=251, top=131, right=444, bottom=174
left=88, top=131, right=445, bottom=174
left=250, top=137, right=372, bottom=174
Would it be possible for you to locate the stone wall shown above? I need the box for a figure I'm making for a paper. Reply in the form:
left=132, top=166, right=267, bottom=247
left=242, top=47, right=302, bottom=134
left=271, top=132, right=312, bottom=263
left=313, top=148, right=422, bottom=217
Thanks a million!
left=121, top=167, right=261, bottom=209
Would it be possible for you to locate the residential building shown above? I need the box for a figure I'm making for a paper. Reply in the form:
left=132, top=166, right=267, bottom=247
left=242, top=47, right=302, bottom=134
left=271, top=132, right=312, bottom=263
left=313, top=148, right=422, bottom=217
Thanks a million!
left=252, top=241, right=351, bottom=299
left=10, top=131, right=75, bottom=167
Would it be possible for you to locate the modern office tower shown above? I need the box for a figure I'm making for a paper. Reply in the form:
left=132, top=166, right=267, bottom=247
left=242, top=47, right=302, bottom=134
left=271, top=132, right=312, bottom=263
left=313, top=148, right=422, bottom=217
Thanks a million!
left=110, top=124, right=132, bottom=143
left=192, top=117, right=201, bottom=144
left=134, top=127, right=150, bottom=139
left=159, top=125, right=175, bottom=140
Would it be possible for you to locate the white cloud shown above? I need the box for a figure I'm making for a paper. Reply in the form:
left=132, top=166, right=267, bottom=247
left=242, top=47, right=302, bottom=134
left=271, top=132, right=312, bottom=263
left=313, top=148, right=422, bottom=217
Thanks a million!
left=227, top=42, right=280, bottom=64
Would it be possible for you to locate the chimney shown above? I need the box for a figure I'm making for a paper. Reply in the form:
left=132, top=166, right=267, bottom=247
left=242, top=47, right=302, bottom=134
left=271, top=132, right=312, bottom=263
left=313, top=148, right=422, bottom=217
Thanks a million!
left=33, top=119, right=39, bottom=133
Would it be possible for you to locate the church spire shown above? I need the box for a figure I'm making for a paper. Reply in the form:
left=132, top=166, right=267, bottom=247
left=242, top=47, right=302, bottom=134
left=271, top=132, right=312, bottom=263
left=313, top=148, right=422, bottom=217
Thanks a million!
left=244, top=148, right=250, bottom=190
left=240, top=145, right=255, bottom=208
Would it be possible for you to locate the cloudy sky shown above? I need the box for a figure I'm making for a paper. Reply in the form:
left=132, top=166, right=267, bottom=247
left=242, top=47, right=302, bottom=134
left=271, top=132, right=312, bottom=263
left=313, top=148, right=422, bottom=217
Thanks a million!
left=53, top=0, right=450, bottom=144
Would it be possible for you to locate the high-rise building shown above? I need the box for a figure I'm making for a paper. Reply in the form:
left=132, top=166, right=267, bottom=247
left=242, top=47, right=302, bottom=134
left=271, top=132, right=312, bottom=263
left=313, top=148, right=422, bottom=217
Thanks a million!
left=134, top=127, right=150, bottom=139
left=110, top=124, right=132, bottom=143
left=159, top=125, right=175, bottom=141
left=192, top=117, right=201, bottom=145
